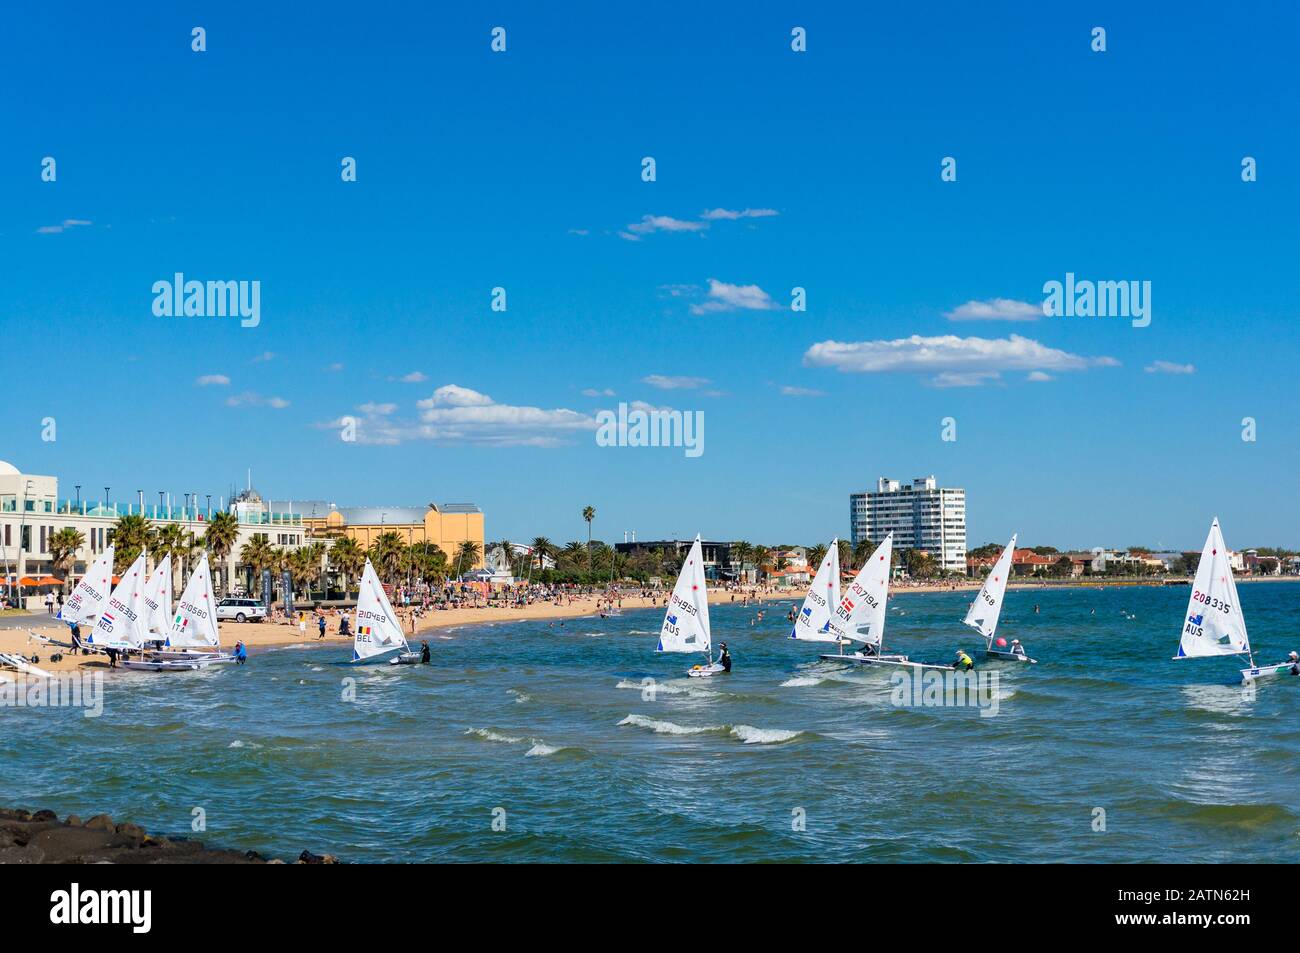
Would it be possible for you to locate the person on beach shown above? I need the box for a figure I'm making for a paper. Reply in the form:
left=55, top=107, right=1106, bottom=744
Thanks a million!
left=106, top=647, right=118, bottom=669
left=420, top=641, right=430, bottom=664
left=954, top=649, right=974, bottom=672
left=339, top=615, right=350, bottom=637
left=317, top=614, right=326, bottom=639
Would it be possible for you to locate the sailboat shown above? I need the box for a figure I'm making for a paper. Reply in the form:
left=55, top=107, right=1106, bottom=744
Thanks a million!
left=123, top=552, right=235, bottom=671
left=656, top=536, right=724, bottom=677
left=789, top=538, right=841, bottom=645
left=965, top=535, right=1036, bottom=663
left=818, top=534, right=952, bottom=671
left=351, top=559, right=420, bottom=665
left=59, top=545, right=115, bottom=632
left=1175, top=518, right=1298, bottom=684
left=141, top=555, right=174, bottom=647
left=84, top=553, right=150, bottom=654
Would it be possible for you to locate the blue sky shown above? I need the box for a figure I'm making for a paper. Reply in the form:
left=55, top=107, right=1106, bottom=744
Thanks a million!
left=3, top=2, right=1298, bottom=550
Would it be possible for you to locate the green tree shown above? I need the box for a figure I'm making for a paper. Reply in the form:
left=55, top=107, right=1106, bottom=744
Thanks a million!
left=851, top=537, right=874, bottom=569
left=582, top=506, right=596, bottom=569
left=203, top=510, right=240, bottom=596
left=456, top=539, right=483, bottom=575
left=49, top=527, right=86, bottom=593
left=328, top=537, right=365, bottom=594
left=529, top=537, right=555, bottom=577
left=369, top=531, right=408, bottom=584
left=238, top=534, right=278, bottom=596
left=806, top=543, right=828, bottom=572
left=110, top=514, right=154, bottom=573
left=729, top=540, right=753, bottom=582
left=411, top=542, right=449, bottom=586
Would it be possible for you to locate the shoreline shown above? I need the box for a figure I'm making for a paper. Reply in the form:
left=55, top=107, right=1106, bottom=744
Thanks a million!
left=5, top=575, right=1297, bottom=675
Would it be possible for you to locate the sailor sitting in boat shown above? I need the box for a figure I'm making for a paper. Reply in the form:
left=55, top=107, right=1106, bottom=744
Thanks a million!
left=954, top=649, right=975, bottom=672
left=1009, top=639, right=1026, bottom=656
left=855, top=641, right=878, bottom=658
left=1288, top=650, right=1299, bottom=674
left=718, top=642, right=732, bottom=673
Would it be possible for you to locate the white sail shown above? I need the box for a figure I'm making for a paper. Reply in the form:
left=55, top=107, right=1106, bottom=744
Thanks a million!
left=167, top=552, right=221, bottom=649
left=60, top=545, right=115, bottom=627
left=86, top=553, right=149, bottom=650
left=656, top=536, right=711, bottom=655
left=790, top=539, right=841, bottom=641
left=142, top=555, right=174, bottom=639
left=353, top=559, right=409, bottom=661
left=1176, top=519, right=1250, bottom=659
left=826, top=534, right=893, bottom=647
left=965, top=534, right=1016, bottom=641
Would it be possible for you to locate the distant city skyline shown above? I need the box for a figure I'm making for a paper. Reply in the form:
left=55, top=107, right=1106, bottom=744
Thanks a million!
left=3, top=5, right=1297, bottom=551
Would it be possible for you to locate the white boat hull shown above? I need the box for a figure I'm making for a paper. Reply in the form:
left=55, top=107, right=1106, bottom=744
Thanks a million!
left=818, top=653, right=956, bottom=673
left=122, top=653, right=237, bottom=672
left=985, top=649, right=1037, bottom=664
left=388, top=652, right=424, bottom=666
left=687, top=662, right=727, bottom=677
left=1240, top=661, right=1300, bottom=683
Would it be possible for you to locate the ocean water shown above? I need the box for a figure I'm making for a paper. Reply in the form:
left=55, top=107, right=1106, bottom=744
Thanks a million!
left=2, top=584, right=1298, bottom=863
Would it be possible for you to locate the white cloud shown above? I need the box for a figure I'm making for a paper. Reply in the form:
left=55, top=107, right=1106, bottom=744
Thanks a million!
left=689, top=278, right=779, bottom=315
left=36, top=219, right=93, bottom=235
left=324, top=362, right=344, bottom=372
left=779, top=385, right=827, bottom=397
left=1026, top=371, right=1054, bottom=382
left=642, top=374, right=710, bottom=390
left=1144, top=360, right=1195, bottom=375
left=324, top=386, right=597, bottom=447
left=582, top=388, right=616, bottom=397
left=195, top=374, right=230, bottom=386
left=803, top=333, right=1119, bottom=387
left=945, top=298, right=1041, bottom=322
left=700, top=208, right=779, bottom=221
left=226, top=391, right=290, bottom=409
left=568, top=228, right=589, bottom=236
left=251, top=351, right=275, bottom=363
left=624, top=214, right=708, bottom=237
left=392, top=371, right=429, bottom=383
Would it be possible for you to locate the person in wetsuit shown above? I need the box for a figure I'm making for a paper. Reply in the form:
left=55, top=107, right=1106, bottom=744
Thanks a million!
left=420, top=641, right=431, bottom=664
left=954, top=649, right=975, bottom=671
left=718, top=642, right=732, bottom=673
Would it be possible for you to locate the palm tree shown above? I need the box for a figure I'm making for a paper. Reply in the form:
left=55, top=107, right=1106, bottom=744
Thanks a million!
left=288, top=545, right=325, bottom=598
left=410, top=542, right=449, bottom=586
left=806, top=543, right=828, bottom=571
left=152, top=522, right=188, bottom=576
left=729, top=540, right=753, bottom=582
left=239, top=535, right=278, bottom=597
left=455, top=540, right=482, bottom=576
left=852, top=537, right=874, bottom=569
left=49, top=528, right=86, bottom=593
left=369, top=531, right=408, bottom=585
left=110, top=514, right=154, bottom=573
left=582, top=506, right=596, bottom=569
left=203, top=510, right=240, bottom=596
left=328, top=536, right=364, bottom=595
left=492, top=539, right=514, bottom=573
left=752, top=545, right=773, bottom=585
left=837, top=538, right=854, bottom=572
left=530, top=537, right=554, bottom=575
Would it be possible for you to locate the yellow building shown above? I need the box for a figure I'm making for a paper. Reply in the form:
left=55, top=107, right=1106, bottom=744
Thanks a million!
left=286, top=501, right=485, bottom=567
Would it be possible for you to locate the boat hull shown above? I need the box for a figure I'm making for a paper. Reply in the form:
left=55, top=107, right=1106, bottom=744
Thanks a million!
left=1240, top=661, right=1300, bottom=683
left=122, top=654, right=236, bottom=672
left=388, top=652, right=424, bottom=666
left=985, top=649, right=1037, bottom=664
left=818, top=653, right=956, bottom=673
left=688, top=662, right=727, bottom=678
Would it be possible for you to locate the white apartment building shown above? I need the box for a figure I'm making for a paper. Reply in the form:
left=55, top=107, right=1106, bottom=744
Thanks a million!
left=849, top=476, right=967, bottom=573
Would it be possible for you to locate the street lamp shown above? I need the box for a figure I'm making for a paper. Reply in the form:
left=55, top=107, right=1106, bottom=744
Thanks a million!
left=74, top=485, right=81, bottom=509
left=206, top=495, right=212, bottom=518
left=104, top=487, right=110, bottom=515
